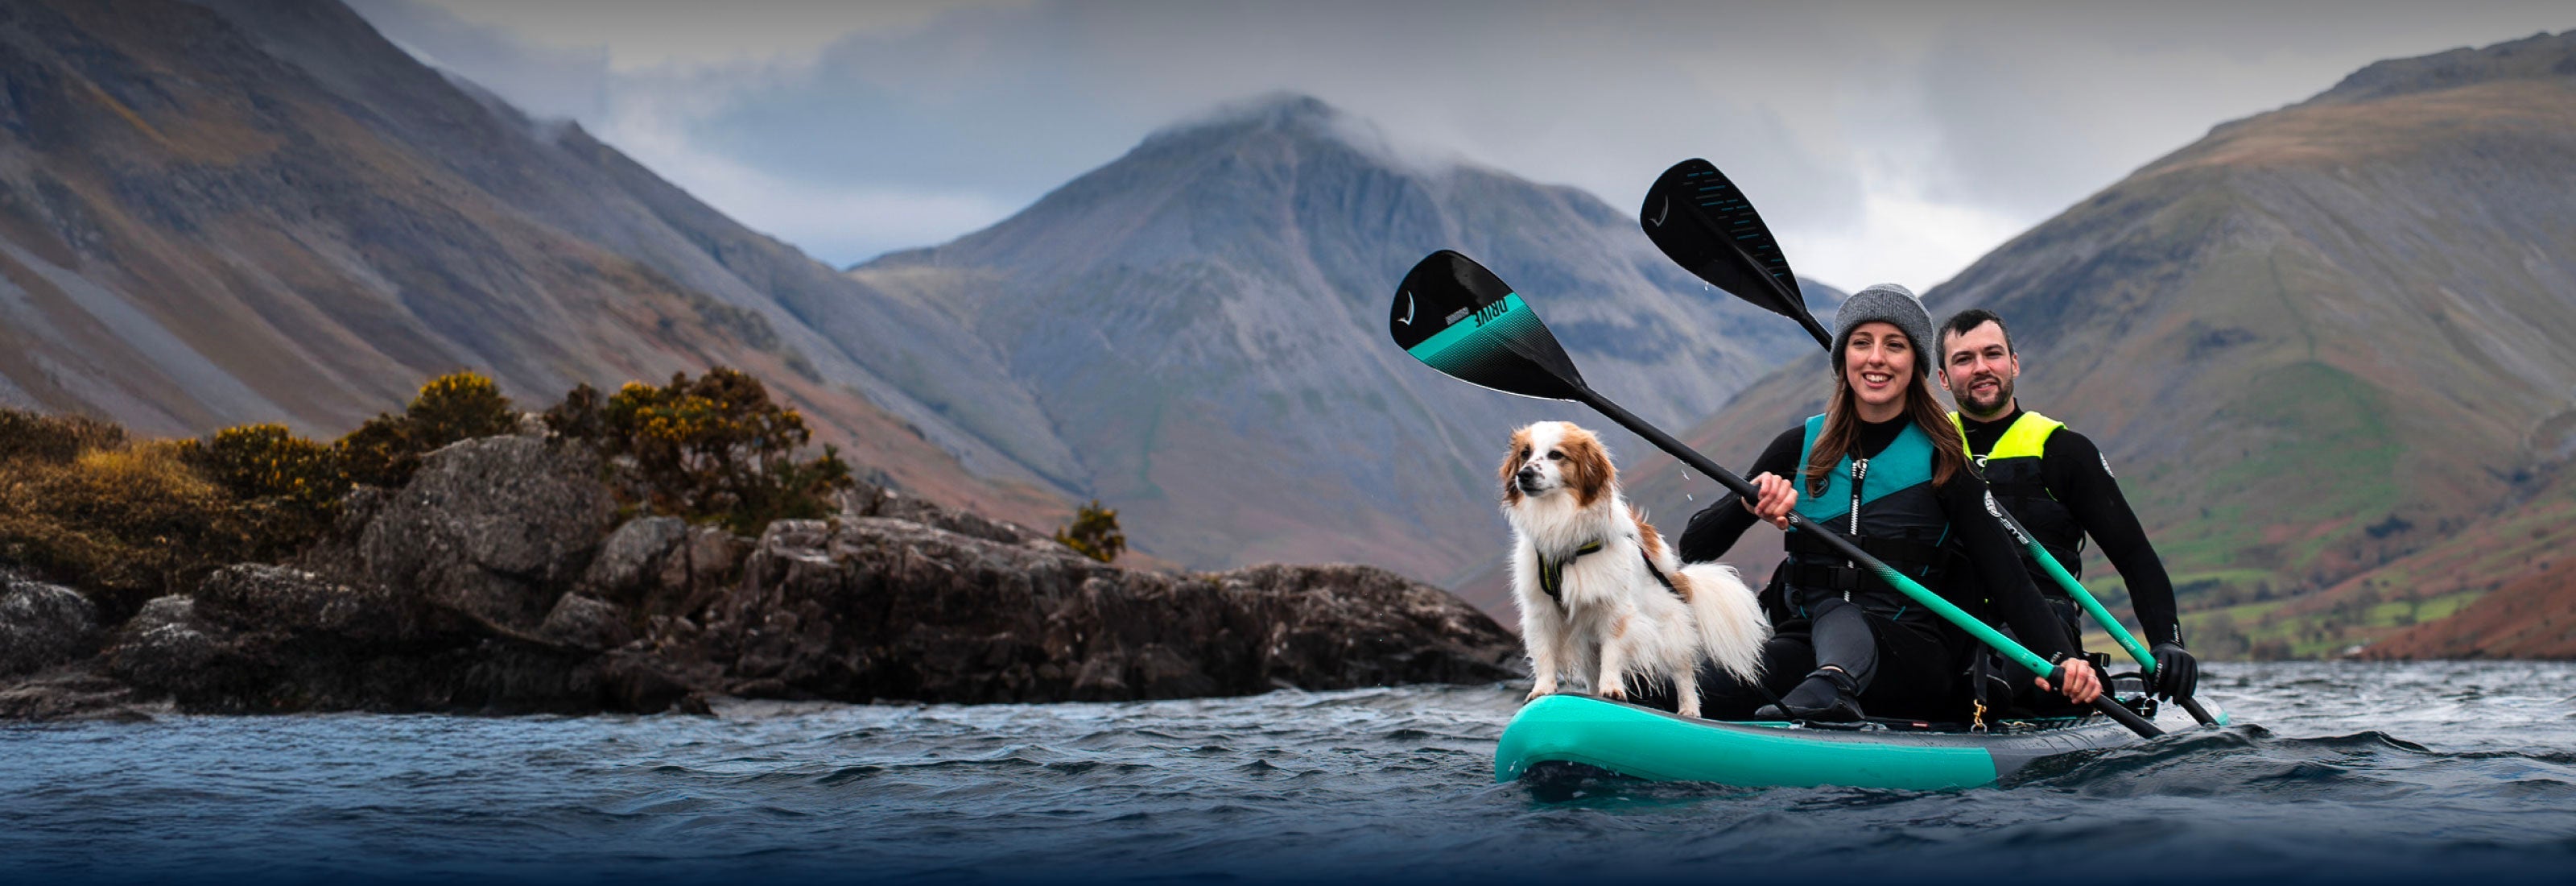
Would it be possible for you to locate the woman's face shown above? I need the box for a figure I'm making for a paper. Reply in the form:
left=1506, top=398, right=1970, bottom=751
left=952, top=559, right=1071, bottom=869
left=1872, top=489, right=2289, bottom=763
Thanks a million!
left=1843, top=321, right=1915, bottom=416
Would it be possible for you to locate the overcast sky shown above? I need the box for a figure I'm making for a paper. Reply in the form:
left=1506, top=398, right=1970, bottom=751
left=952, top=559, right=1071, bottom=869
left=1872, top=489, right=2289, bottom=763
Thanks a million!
left=348, top=0, right=2570, bottom=293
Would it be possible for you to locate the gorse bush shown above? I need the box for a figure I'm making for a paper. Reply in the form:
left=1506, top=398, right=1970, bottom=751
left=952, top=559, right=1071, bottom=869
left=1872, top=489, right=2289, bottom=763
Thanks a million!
left=0, top=371, right=511, bottom=612
left=185, top=424, right=341, bottom=502
left=548, top=367, right=853, bottom=533
left=1056, top=499, right=1125, bottom=563
left=179, top=424, right=349, bottom=560
left=407, top=372, right=519, bottom=441
left=340, top=371, right=518, bottom=488
left=0, top=409, right=124, bottom=464
left=0, top=366, right=870, bottom=610
left=0, top=438, right=247, bottom=621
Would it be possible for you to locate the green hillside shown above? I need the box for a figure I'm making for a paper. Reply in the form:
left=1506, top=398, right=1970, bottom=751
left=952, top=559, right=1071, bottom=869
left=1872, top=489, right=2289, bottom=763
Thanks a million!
left=1618, top=31, right=2576, bottom=658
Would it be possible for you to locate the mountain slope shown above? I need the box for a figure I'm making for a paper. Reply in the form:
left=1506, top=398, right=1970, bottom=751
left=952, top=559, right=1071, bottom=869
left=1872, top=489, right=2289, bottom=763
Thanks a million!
left=0, top=0, right=1063, bottom=525
left=852, top=96, right=1835, bottom=585
left=1626, top=31, right=2576, bottom=656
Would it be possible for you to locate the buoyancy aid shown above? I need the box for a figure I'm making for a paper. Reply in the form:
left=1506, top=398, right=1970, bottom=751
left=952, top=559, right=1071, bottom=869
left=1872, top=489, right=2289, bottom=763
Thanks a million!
left=1950, top=411, right=2085, bottom=582
left=1782, top=414, right=1951, bottom=619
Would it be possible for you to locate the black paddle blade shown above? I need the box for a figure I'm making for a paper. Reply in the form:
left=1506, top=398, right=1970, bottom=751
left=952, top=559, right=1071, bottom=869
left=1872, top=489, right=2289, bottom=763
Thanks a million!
left=1641, top=159, right=1829, bottom=347
left=1389, top=250, right=1587, bottom=401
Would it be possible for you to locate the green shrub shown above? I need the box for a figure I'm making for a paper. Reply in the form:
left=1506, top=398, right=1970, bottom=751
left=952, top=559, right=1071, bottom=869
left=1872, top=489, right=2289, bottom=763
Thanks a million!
left=407, top=371, right=518, bottom=442
left=0, top=408, right=125, bottom=464
left=335, top=412, right=418, bottom=489
left=338, top=371, right=518, bottom=488
left=0, top=441, right=248, bottom=621
left=179, top=423, right=349, bottom=559
left=548, top=368, right=853, bottom=533
left=0, top=366, right=869, bottom=614
left=1055, top=499, right=1125, bottom=563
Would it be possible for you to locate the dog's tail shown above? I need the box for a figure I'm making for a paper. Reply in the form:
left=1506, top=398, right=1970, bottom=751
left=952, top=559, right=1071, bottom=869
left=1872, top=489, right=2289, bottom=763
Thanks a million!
left=1678, top=562, right=1769, bottom=686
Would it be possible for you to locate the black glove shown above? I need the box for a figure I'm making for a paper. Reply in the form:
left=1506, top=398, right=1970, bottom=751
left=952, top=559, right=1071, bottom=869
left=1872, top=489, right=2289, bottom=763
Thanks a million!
left=2151, top=641, right=2198, bottom=701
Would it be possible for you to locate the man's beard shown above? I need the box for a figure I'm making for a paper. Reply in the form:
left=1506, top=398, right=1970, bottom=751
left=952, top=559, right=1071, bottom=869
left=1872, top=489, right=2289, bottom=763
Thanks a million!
left=1959, top=372, right=2016, bottom=417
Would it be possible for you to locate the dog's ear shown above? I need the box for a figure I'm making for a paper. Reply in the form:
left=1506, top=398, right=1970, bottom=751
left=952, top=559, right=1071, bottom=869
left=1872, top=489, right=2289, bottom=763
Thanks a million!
left=1500, top=426, right=1532, bottom=505
left=1564, top=431, right=1612, bottom=508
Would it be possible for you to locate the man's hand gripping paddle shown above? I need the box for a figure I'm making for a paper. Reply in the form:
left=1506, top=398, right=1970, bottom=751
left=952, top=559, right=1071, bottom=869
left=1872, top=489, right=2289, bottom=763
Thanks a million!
left=1389, top=250, right=2161, bottom=739
left=1638, top=157, right=2217, bottom=728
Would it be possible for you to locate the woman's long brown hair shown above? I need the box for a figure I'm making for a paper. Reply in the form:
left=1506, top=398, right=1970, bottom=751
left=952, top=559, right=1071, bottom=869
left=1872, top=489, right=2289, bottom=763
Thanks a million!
left=1802, top=345, right=1971, bottom=498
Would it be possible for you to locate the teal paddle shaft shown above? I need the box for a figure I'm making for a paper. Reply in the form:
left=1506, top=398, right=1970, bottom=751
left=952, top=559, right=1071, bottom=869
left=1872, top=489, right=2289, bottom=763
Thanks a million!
left=1998, top=511, right=2219, bottom=725
left=1566, top=387, right=2163, bottom=739
left=1995, top=513, right=2155, bottom=668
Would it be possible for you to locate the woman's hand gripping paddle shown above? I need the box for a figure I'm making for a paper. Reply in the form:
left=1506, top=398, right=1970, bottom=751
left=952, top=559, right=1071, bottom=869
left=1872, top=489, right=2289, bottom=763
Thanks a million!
left=1637, top=158, right=2218, bottom=728
left=1389, top=250, right=2161, bottom=739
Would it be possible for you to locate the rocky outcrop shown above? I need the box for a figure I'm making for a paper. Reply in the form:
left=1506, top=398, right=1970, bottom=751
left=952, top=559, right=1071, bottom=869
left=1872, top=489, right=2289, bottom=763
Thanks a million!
left=837, top=480, right=1056, bottom=550
left=650, top=518, right=1520, bottom=704
left=2, top=433, right=1520, bottom=718
left=102, top=565, right=598, bottom=713
left=0, top=572, right=98, bottom=677
left=356, top=436, right=616, bottom=636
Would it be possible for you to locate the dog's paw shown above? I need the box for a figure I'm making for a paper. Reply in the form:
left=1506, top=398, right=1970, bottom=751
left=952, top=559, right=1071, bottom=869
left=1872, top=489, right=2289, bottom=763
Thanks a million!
left=1599, top=685, right=1629, bottom=702
left=1677, top=699, right=1703, bottom=718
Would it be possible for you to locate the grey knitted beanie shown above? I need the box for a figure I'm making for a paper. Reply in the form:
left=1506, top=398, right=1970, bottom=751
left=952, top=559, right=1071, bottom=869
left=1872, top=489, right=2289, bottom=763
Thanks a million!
left=1831, top=284, right=1936, bottom=375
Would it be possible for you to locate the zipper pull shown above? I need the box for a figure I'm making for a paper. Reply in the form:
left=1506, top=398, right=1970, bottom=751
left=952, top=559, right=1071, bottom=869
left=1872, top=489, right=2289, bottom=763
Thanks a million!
left=1847, top=457, right=1868, bottom=567
left=1848, top=457, right=1868, bottom=534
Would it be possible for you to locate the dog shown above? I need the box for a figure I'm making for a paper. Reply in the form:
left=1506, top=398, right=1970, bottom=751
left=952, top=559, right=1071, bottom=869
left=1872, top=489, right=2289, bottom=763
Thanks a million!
left=1501, top=421, right=1769, bottom=718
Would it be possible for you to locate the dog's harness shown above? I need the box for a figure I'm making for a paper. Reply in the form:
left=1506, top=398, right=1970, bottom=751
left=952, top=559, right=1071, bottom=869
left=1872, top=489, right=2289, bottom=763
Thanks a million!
left=1537, top=540, right=1682, bottom=606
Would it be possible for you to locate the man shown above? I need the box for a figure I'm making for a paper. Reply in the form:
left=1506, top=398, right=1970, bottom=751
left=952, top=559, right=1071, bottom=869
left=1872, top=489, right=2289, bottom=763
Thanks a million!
left=1935, top=308, right=2198, bottom=707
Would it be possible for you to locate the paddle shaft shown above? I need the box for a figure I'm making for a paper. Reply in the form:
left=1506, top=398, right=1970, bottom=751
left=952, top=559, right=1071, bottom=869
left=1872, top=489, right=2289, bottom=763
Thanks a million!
left=1792, top=317, right=1831, bottom=350
left=1564, top=385, right=2162, bottom=739
left=2008, top=511, right=2220, bottom=726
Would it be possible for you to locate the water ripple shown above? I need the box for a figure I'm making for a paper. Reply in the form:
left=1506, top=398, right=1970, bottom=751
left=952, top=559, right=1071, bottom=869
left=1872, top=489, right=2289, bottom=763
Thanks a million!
left=4, top=664, right=2576, bottom=883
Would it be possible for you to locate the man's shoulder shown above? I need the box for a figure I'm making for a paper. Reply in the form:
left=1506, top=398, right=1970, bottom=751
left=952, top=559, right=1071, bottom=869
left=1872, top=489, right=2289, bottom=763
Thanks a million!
left=2037, top=420, right=2095, bottom=452
left=2033, top=420, right=2112, bottom=478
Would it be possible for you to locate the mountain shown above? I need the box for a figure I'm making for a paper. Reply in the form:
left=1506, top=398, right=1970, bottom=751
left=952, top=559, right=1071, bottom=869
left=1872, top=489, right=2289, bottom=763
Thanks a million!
left=0, top=0, right=1063, bottom=525
left=0, top=0, right=1833, bottom=591
left=1624, top=31, right=2576, bottom=657
left=850, top=95, right=1838, bottom=586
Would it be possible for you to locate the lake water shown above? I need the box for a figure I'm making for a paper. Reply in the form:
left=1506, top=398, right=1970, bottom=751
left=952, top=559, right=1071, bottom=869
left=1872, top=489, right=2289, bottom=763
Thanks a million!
left=5, top=661, right=2574, bottom=884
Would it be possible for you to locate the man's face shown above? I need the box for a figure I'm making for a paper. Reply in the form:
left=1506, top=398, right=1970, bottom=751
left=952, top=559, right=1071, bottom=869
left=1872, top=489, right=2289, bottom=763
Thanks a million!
left=1940, top=321, right=2019, bottom=418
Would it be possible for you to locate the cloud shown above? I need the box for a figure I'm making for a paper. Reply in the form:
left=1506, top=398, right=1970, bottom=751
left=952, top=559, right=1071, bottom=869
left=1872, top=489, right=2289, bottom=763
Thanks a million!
left=1787, top=184, right=2029, bottom=296
left=399, top=0, right=1034, bottom=72
left=347, top=0, right=613, bottom=122
left=351, top=0, right=2576, bottom=291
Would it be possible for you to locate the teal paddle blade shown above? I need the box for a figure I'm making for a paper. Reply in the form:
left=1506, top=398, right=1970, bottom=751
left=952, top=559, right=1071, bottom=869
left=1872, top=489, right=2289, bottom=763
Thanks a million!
left=1389, top=250, right=1587, bottom=401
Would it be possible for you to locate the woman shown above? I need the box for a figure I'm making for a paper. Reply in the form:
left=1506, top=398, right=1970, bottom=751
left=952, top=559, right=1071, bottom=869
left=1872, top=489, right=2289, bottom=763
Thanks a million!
left=1677, top=284, right=2099, bottom=722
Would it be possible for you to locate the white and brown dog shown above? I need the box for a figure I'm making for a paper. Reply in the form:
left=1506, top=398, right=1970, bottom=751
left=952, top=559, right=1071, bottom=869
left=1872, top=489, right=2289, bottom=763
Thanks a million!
left=1501, top=421, right=1769, bottom=718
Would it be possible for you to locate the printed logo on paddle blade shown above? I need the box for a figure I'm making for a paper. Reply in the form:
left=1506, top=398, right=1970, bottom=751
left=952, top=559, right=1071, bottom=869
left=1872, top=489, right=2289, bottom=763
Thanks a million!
left=1387, top=249, right=1587, bottom=401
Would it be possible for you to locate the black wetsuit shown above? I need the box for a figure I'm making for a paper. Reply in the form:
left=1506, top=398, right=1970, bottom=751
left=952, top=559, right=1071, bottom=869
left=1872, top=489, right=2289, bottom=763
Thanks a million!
left=1957, top=408, right=2182, bottom=646
left=1670, top=416, right=2081, bottom=720
left=1957, top=408, right=2184, bottom=712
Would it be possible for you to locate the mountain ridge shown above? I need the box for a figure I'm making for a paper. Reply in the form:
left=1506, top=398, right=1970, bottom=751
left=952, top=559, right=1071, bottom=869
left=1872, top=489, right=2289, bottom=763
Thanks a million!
left=853, top=93, right=1839, bottom=584
left=0, top=0, right=1068, bottom=527
left=1617, top=30, right=2576, bottom=656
